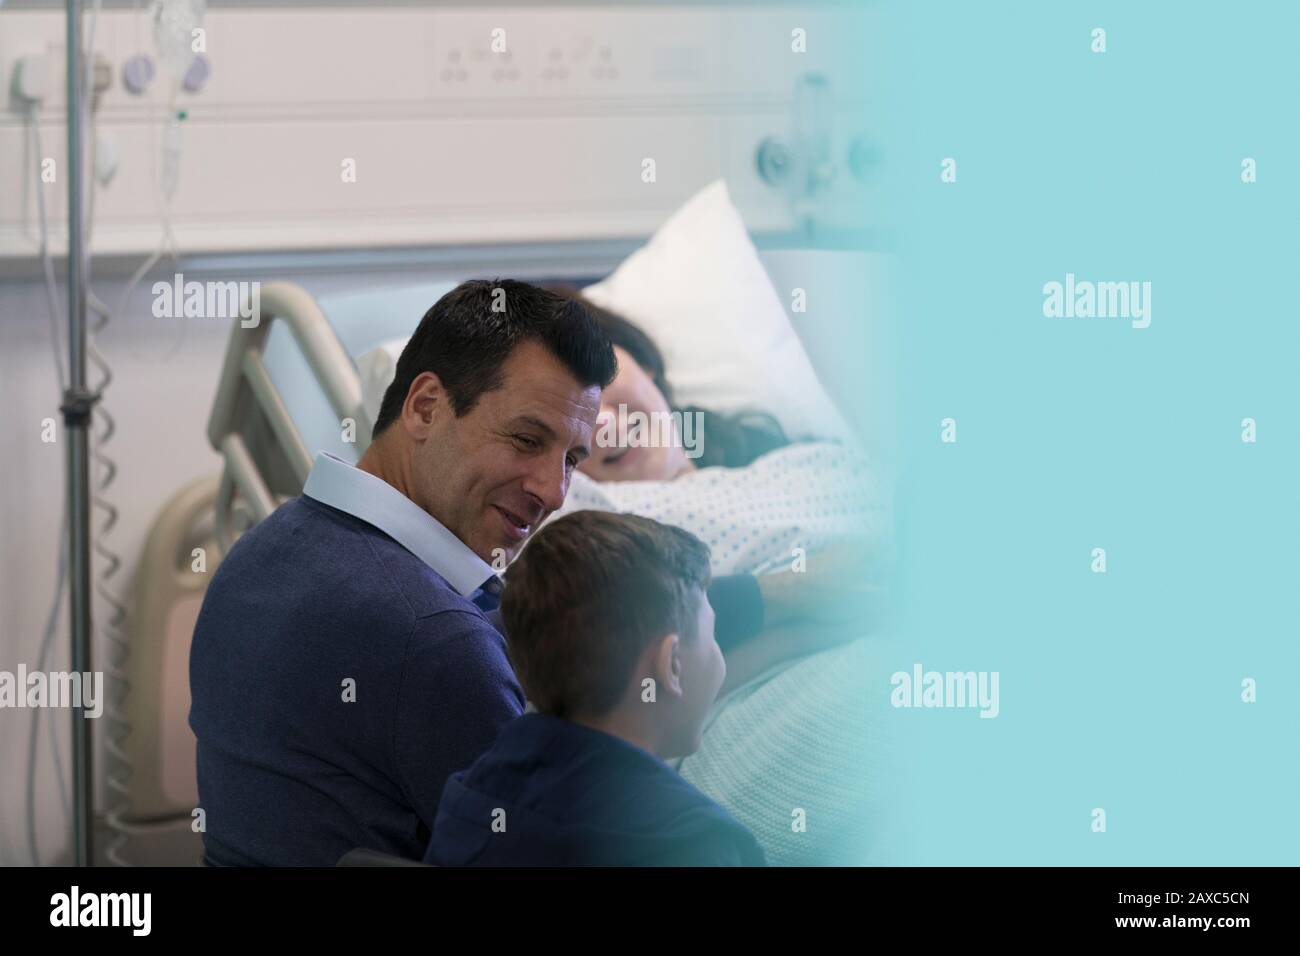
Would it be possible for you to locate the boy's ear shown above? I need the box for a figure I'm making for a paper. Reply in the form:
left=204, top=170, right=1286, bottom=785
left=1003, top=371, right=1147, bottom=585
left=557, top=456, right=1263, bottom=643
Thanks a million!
left=651, top=632, right=684, bottom=698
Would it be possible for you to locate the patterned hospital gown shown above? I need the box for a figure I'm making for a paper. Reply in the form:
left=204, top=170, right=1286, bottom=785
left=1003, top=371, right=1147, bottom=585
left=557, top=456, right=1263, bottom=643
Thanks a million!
left=544, top=439, right=895, bottom=866
left=549, top=439, right=887, bottom=577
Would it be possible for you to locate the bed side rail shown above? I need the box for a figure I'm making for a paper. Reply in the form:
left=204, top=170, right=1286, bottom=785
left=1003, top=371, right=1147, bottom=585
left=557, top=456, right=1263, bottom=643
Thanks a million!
left=206, top=281, right=369, bottom=552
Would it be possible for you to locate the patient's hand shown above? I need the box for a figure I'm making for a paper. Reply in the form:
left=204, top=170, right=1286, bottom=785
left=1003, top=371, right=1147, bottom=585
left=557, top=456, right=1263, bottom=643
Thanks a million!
left=757, top=539, right=883, bottom=630
left=719, top=542, right=885, bottom=694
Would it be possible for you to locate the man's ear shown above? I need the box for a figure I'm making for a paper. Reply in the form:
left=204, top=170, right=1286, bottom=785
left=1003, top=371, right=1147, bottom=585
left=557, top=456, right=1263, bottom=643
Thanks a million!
left=650, top=632, right=683, bottom=698
left=401, top=371, right=446, bottom=438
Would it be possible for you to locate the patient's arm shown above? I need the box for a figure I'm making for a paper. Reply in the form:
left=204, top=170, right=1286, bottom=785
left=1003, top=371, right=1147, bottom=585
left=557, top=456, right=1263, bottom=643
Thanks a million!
left=709, top=538, right=879, bottom=653
left=719, top=616, right=871, bottom=696
left=755, top=539, right=880, bottom=630
left=718, top=540, right=884, bottom=694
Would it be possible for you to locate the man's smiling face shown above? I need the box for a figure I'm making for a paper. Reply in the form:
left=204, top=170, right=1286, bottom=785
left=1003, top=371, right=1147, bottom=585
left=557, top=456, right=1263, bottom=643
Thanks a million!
left=410, top=339, right=601, bottom=565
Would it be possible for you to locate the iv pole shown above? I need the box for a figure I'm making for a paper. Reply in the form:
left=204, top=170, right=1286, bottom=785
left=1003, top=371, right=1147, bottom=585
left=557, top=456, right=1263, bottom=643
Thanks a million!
left=61, top=0, right=96, bottom=868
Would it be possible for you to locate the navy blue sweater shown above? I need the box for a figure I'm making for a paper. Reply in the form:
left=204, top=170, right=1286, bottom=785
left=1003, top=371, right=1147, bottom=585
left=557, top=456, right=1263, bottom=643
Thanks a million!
left=426, top=713, right=767, bottom=867
left=189, top=495, right=525, bottom=866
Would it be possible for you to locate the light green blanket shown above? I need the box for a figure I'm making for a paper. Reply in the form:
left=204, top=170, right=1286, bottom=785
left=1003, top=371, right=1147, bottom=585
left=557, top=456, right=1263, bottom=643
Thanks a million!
left=677, top=637, right=893, bottom=866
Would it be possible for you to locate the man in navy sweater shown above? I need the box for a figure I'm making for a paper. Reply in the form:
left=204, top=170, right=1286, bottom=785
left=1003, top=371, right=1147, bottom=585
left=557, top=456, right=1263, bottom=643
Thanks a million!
left=189, top=279, right=775, bottom=866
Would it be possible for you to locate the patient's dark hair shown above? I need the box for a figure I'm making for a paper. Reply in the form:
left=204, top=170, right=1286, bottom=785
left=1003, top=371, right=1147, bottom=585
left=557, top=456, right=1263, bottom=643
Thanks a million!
left=545, top=285, right=790, bottom=468
left=372, top=279, right=617, bottom=436
left=501, top=510, right=712, bottom=720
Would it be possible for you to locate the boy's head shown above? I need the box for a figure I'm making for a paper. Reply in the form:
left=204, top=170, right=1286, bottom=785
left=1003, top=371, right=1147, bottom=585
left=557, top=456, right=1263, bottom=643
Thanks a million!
left=500, top=510, right=724, bottom=758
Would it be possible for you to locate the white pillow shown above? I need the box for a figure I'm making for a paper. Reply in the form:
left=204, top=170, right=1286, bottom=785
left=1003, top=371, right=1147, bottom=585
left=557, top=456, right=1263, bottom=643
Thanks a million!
left=358, top=337, right=407, bottom=430
left=581, top=179, right=855, bottom=445
left=353, top=180, right=856, bottom=446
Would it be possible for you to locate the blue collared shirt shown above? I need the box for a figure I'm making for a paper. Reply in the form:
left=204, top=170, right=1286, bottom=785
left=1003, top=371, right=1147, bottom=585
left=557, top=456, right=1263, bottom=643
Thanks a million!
left=189, top=453, right=524, bottom=866
left=304, top=451, right=503, bottom=606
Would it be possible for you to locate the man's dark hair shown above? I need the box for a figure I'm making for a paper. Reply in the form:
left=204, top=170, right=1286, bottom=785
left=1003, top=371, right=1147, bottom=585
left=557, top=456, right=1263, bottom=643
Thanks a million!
left=500, top=510, right=713, bottom=720
left=372, top=279, right=618, bottom=436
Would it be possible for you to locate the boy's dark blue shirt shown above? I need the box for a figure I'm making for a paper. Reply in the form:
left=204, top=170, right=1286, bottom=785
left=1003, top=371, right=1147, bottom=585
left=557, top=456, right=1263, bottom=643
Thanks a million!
left=426, top=713, right=767, bottom=866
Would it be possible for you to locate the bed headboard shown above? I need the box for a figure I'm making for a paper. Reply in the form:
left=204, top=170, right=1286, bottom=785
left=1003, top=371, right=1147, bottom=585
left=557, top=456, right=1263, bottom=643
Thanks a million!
left=250, top=250, right=892, bottom=474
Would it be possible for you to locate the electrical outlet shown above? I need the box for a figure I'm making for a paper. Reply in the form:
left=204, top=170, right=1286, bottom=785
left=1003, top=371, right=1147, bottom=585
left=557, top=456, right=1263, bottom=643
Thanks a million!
left=11, top=52, right=53, bottom=103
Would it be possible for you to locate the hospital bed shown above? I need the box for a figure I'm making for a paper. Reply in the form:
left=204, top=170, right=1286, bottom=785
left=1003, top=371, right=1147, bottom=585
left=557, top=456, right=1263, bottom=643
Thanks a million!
left=118, top=243, right=886, bottom=865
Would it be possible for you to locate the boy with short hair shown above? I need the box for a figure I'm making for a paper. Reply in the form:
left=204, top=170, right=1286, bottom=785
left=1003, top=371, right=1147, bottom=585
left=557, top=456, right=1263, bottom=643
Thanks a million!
left=425, top=509, right=766, bottom=866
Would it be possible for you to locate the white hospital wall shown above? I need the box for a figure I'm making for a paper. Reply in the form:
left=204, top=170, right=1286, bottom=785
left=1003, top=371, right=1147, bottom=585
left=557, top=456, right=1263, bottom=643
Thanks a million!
left=0, top=3, right=879, bottom=256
